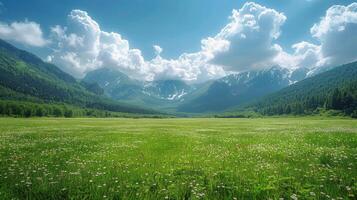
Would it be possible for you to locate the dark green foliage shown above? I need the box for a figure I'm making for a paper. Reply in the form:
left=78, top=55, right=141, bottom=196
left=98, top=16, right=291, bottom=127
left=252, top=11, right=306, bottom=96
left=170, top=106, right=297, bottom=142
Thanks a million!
left=80, top=81, right=104, bottom=95
left=247, top=62, right=357, bottom=118
left=0, top=39, right=76, bottom=84
left=0, top=100, right=167, bottom=118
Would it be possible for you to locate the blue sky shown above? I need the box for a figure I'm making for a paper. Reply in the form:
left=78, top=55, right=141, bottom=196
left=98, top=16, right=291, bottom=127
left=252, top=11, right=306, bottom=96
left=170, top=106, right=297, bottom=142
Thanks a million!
left=0, top=0, right=354, bottom=58
left=0, top=0, right=357, bottom=82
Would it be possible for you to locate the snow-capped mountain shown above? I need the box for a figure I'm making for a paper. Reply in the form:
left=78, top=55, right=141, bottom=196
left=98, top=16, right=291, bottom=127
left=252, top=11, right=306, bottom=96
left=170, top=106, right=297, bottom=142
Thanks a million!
left=83, top=66, right=312, bottom=112
left=177, top=66, right=309, bottom=113
left=143, top=80, right=193, bottom=101
left=83, top=68, right=195, bottom=108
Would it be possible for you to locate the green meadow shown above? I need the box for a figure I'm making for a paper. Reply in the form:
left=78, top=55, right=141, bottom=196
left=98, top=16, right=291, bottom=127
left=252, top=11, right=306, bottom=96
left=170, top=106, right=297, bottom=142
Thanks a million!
left=0, top=118, right=356, bottom=199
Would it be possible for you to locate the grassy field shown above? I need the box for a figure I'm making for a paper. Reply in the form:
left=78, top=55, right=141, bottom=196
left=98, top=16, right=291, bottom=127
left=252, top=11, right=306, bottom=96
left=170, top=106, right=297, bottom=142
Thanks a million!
left=0, top=118, right=356, bottom=199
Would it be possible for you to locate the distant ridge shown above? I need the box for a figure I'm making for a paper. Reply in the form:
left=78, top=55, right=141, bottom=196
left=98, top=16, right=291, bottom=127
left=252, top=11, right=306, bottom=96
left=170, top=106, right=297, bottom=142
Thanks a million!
left=243, top=62, right=357, bottom=117
left=177, top=66, right=307, bottom=113
left=83, top=68, right=194, bottom=110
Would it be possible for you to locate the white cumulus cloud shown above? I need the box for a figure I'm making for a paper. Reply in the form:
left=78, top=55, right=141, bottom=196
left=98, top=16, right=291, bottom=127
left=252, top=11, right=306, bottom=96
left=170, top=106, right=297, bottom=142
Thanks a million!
left=153, top=45, right=163, bottom=56
left=311, top=2, right=357, bottom=67
left=49, top=10, right=148, bottom=79
left=47, top=3, right=289, bottom=82
left=48, top=9, right=225, bottom=82
left=0, top=20, right=47, bottom=47
left=290, top=3, right=357, bottom=70
left=205, top=2, right=287, bottom=71
left=291, top=41, right=324, bottom=69
left=47, top=2, right=357, bottom=82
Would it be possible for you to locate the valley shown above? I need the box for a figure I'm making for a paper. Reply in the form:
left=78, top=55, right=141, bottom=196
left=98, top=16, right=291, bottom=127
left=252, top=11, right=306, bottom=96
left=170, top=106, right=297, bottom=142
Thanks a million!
left=1, top=1, right=357, bottom=200
left=83, top=66, right=311, bottom=112
left=0, top=38, right=355, bottom=118
left=0, top=117, right=356, bottom=199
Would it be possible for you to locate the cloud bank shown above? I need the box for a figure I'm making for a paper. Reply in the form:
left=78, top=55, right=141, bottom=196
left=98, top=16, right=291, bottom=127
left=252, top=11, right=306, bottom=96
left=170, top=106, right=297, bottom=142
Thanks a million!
left=48, top=10, right=147, bottom=79
left=0, top=20, right=47, bottom=47
left=291, top=2, right=357, bottom=69
left=1, top=2, right=357, bottom=83
left=312, top=2, right=357, bottom=67
left=47, top=10, right=225, bottom=81
left=207, top=2, right=287, bottom=71
left=48, top=2, right=289, bottom=82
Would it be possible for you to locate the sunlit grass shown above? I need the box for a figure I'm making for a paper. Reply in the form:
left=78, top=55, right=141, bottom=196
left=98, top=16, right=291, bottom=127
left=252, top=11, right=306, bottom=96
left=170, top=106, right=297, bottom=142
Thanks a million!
left=0, top=118, right=356, bottom=199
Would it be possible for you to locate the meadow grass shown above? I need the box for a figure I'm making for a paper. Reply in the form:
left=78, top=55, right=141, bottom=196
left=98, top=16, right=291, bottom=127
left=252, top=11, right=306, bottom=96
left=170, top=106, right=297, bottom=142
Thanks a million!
left=0, top=117, right=356, bottom=199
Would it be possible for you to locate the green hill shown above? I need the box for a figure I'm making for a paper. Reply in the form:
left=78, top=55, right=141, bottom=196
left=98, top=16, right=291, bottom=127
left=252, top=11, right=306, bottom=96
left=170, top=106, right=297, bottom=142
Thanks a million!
left=244, top=62, right=357, bottom=117
left=0, top=39, right=160, bottom=117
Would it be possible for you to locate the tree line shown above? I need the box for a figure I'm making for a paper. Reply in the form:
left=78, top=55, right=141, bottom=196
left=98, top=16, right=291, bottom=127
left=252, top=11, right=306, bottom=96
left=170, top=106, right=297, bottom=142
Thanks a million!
left=0, top=100, right=166, bottom=118
left=255, top=81, right=357, bottom=118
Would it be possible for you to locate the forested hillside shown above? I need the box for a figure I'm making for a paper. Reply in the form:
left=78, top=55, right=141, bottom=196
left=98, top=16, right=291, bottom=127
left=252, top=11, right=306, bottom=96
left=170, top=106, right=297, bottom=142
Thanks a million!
left=0, top=39, right=159, bottom=117
left=247, top=62, right=357, bottom=117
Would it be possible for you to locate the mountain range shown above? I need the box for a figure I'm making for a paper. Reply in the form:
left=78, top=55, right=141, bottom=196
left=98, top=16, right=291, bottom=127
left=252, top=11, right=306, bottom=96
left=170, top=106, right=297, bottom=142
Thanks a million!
left=83, top=68, right=194, bottom=110
left=0, top=39, right=355, bottom=117
left=83, top=65, right=314, bottom=113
